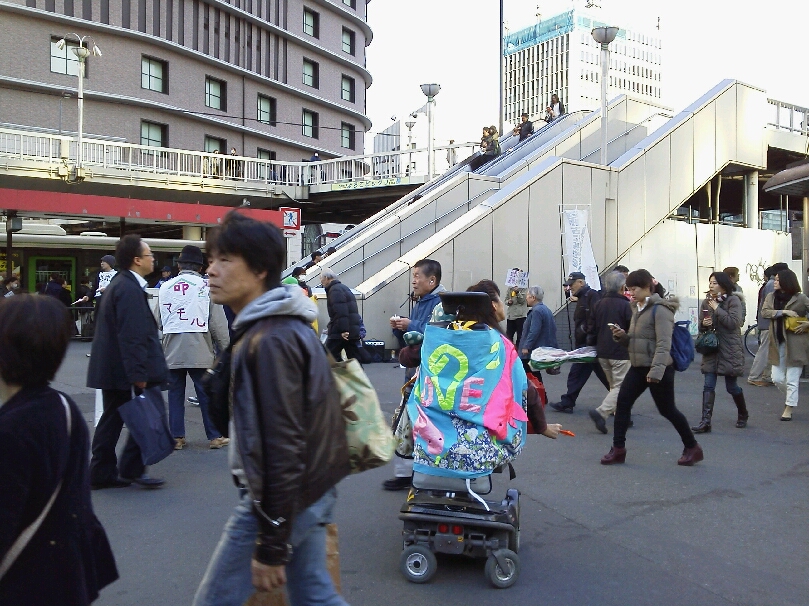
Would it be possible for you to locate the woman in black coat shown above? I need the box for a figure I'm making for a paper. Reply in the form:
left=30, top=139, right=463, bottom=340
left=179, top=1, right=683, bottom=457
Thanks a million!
left=0, top=295, right=118, bottom=605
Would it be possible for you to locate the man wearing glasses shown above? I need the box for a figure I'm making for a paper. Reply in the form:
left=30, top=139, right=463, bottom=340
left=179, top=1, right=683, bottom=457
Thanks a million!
left=88, top=235, right=169, bottom=489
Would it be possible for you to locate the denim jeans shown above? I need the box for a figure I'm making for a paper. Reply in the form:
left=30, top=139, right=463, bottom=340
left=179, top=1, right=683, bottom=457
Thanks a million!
left=193, top=487, right=347, bottom=606
left=168, top=368, right=221, bottom=440
left=702, top=372, right=743, bottom=395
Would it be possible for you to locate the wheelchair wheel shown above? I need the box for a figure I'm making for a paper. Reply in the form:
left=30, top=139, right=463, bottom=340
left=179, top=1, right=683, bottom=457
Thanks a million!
left=485, top=549, right=520, bottom=588
left=400, top=545, right=437, bottom=584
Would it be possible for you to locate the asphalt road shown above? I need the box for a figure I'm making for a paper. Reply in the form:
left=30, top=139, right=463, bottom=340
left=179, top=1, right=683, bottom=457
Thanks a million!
left=53, top=341, right=809, bottom=606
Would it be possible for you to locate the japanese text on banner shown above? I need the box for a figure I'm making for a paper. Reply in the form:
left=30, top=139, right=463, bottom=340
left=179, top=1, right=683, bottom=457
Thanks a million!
left=505, top=269, right=529, bottom=289
left=562, top=209, right=600, bottom=290
left=159, top=274, right=211, bottom=334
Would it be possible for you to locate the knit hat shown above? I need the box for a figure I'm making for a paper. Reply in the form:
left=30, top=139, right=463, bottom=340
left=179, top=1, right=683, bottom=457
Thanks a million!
left=282, top=276, right=300, bottom=285
left=101, top=255, right=116, bottom=268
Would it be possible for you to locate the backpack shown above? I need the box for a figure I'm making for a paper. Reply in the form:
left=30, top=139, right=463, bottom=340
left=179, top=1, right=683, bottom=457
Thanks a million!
left=652, top=306, right=694, bottom=372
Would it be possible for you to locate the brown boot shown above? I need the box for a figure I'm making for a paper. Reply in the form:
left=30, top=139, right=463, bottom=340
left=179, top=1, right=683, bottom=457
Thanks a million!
left=691, top=391, right=714, bottom=433
left=732, top=392, right=749, bottom=428
left=677, top=443, right=704, bottom=466
left=600, top=446, right=627, bottom=465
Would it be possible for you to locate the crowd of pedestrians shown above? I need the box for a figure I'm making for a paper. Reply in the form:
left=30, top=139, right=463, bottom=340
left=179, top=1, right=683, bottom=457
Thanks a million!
left=3, top=209, right=807, bottom=605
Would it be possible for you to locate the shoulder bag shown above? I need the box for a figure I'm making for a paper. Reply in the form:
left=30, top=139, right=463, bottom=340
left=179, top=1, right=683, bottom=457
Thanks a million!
left=0, top=394, right=72, bottom=581
left=695, top=329, right=719, bottom=355
left=784, top=316, right=808, bottom=332
left=328, top=352, right=395, bottom=474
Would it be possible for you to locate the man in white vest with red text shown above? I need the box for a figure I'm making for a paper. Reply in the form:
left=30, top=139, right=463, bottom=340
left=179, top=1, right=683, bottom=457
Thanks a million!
left=158, top=245, right=230, bottom=450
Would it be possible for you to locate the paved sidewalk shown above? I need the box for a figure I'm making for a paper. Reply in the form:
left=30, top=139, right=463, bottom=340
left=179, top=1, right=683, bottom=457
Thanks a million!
left=56, top=342, right=809, bottom=606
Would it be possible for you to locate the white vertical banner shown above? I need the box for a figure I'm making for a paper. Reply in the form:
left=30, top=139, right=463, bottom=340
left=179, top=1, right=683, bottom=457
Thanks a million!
left=562, top=209, right=600, bottom=290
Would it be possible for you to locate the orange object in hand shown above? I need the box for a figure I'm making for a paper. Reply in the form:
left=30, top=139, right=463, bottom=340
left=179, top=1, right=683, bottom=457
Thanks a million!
left=560, top=430, right=575, bottom=437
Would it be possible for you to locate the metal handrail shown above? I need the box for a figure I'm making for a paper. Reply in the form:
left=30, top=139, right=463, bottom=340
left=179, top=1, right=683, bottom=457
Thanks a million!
left=337, top=187, right=499, bottom=275
left=579, top=111, right=674, bottom=163
left=0, top=125, right=478, bottom=188
left=767, top=98, right=809, bottom=135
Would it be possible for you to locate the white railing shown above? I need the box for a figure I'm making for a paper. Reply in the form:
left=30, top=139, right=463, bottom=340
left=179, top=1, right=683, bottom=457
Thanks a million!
left=768, top=99, right=809, bottom=135
left=0, top=126, right=478, bottom=189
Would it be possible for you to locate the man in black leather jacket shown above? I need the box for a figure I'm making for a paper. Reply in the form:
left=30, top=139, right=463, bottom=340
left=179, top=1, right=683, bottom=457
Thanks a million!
left=194, top=212, right=350, bottom=606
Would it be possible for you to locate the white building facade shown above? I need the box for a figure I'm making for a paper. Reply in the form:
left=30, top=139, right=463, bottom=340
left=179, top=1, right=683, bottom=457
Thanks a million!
left=503, top=9, right=663, bottom=125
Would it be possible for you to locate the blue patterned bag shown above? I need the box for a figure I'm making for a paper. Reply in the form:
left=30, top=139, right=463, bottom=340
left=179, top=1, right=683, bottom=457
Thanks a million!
left=406, top=324, right=528, bottom=479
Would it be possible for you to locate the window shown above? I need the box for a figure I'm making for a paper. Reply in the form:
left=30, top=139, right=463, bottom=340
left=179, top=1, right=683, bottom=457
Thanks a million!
left=342, top=0, right=356, bottom=8
left=257, top=94, right=277, bottom=126
left=302, top=8, right=319, bottom=38
left=257, top=148, right=277, bottom=161
left=141, top=56, right=167, bottom=93
left=341, top=122, right=355, bottom=150
left=341, top=75, right=355, bottom=103
left=302, top=109, right=319, bottom=139
left=50, top=37, right=83, bottom=76
left=302, top=59, right=319, bottom=88
left=140, top=120, right=167, bottom=147
left=342, top=27, right=355, bottom=55
left=204, top=135, right=226, bottom=153
left=205, top=76, right=226, bottom=111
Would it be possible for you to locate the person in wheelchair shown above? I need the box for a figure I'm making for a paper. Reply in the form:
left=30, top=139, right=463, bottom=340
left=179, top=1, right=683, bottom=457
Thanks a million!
left=406, top=280, right=562, bottom=481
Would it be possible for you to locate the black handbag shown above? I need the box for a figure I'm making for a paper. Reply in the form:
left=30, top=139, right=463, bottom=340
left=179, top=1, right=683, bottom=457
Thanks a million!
left=694, top=330, right=719, bottom=355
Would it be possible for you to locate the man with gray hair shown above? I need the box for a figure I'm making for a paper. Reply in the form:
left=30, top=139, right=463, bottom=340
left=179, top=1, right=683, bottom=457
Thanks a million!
left=586, top=271, right=632, bottom=433
left=320, top=269, right=362, bottom=361
left=519, top=285, right=557, bottom=380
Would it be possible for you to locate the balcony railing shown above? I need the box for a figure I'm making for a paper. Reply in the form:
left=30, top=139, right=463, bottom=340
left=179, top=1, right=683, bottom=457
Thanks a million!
left=768, top=98, right=809, bottom=135
left=0, top=126, right=478, bottom=189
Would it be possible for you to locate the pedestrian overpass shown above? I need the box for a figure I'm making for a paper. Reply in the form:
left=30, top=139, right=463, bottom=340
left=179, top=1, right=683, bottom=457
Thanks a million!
left=0, top=126, right=479, bottom=225
left=296, top=80, right=809, bottom=348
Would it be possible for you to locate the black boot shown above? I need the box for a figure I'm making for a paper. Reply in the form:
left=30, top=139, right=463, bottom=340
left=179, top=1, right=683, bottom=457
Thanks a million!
left=691, top=391, right=714, bottom=433
left=732, top=391, right=749, bottom=428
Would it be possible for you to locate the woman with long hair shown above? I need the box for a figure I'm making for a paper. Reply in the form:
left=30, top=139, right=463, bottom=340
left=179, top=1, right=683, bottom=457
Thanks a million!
left=692, top=271, right=748, bottom=432
left=760, top=268, right=809, bottom=421
left=602, top=269, right=703, bottom=466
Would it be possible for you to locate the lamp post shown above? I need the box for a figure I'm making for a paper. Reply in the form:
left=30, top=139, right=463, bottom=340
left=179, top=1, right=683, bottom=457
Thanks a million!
left=591, top=26, right=618, bottom=166
left=56, top=34, right=102, bottom=172
left=420, top=83, right=441, bottom=180
left=499, top=0, right=505, bottom=139
left=405, top=120, right=416, bottom=176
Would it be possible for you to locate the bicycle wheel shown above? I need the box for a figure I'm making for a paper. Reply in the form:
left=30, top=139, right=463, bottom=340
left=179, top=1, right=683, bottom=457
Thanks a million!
left=744, top=325, right=759, bottom=357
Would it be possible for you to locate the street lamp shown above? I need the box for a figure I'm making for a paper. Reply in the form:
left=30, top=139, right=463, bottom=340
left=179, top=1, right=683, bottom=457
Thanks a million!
left=420, top=83, right=441, bottom=180
left=405, top=120, right=416, bottom=177
left=591, top=26, right=618, bottom=166
left=57, top=34, right=102, bottom=174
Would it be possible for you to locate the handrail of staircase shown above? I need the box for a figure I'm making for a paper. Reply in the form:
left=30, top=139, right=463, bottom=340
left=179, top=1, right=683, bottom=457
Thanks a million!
left=335, top=187, right=500, bottom=276
left=579, top=110, right=675, bottom=163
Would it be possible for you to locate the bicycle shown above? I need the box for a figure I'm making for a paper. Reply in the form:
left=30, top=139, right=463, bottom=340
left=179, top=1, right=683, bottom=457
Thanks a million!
left=743, top=323, right=760, bottom=357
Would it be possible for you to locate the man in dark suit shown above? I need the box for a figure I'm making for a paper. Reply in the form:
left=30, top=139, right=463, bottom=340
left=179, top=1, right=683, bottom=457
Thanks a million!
left=87, top=235, right=169, bottom=489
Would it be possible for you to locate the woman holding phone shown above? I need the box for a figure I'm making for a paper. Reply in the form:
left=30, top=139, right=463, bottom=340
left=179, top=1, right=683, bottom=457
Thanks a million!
left=692, top=272, right=747, bottom=433
left=601, top=269, right=703, bottom=466
left=760, top=268, right=809, bottom=421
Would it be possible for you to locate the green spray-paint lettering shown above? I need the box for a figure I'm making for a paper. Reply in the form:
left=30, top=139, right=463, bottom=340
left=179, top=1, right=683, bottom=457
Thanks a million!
left=427, top=344, right=469, bottom=410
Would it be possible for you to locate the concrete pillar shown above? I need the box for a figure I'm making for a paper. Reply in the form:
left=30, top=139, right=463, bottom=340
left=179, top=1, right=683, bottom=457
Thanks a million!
left=183, top=225, right=203, bottom=240
left=744, top=171, right=759, bottom=229
left=803, top=196, right=809, bottom=294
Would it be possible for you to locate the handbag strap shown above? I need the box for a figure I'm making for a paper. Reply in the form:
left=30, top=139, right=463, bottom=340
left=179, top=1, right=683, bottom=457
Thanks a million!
left=0, top=394, right=72, bottom=581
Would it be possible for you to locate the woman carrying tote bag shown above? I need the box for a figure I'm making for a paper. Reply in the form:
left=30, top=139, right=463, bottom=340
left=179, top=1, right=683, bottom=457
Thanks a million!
left=0, top=295, right=118, bottom=605
left=692, top=271, right=748, bottom=433
left=760, top=268, right=809, bottom=421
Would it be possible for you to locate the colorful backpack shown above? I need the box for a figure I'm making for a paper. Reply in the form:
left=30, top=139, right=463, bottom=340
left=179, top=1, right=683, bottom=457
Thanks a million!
left=406, top=323, right=528, bottom=479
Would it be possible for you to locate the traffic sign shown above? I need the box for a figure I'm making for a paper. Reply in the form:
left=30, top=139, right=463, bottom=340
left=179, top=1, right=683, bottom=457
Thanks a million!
left=279, top=207, right=301, bottom=230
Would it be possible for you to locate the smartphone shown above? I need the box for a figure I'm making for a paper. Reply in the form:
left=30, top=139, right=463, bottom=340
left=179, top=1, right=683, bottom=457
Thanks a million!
left=607, top=323, right=619, bottom=330
left=702, top=309, right=711, bottom=318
